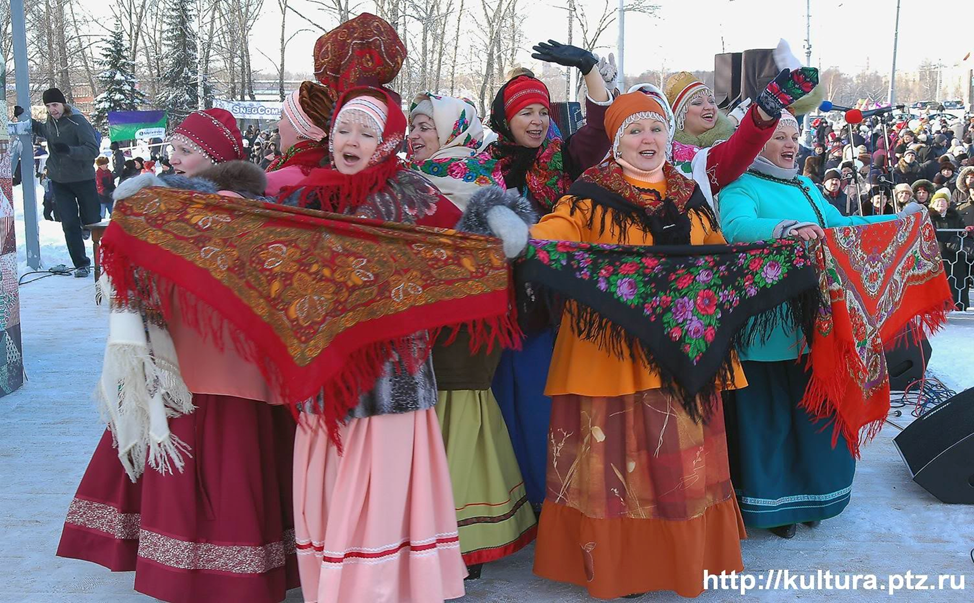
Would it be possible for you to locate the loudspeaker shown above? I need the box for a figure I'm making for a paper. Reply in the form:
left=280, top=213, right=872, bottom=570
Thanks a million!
left=885, top=328, right=933, bottom=391
left=714, top=52, right=743, bottom=108
left=740, top=49, right=779, bottom=105
left=893, top=388, right=974, bottom=504
left=550, top=102, right=583, bottom=138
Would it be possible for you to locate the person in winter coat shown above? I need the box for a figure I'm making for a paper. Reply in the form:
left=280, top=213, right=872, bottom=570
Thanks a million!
left=93, top=156, right=115, bottom=217
left=912, top=178, right=936, bottom=205
left=951, top=165, right=974, bottom=207
left=110, top=141, right=125, bottom=180
left=929, top=188, right=972, bottom=309
left=803, top=154, right=823, bottom=184
left=893, top=147, right=922, bottom=185
left=955, top=171, right=974, bottom=227
left=821, top=168, right=856, bottom=215
left=30, top=87, right=100, bottom=277
left=934, top=157, right=958, bottom=194
left=893, top=182, right=914, bottom=211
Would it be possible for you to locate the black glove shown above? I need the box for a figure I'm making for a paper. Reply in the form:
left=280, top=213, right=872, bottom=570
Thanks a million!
left=52, top=142, right=70, bottom=154
left=531, top=40, right=598, bottom=75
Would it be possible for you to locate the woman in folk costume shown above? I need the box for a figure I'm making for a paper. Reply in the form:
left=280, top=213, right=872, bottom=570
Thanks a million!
left=282, top=87, right=467, bottom=603
left=264, top=81, right=334, bottom=196
left=637, top=46, right=821, bottom=209
left=718, top=111, right=925, bottom=539
left=406, top=94, right=538, bottom=579
left=529, top=92, right=750, bottom=599
left=487, top=41, right=614, bottom=512
left=57, top=109, right=299, bottom=603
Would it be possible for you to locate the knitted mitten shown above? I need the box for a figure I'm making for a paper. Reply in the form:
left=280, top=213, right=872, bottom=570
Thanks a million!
left=757, top=67, right=819, bottom=118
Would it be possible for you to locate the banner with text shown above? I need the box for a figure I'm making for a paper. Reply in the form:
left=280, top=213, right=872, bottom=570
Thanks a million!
left=108, top=110, right=168, bottom=142
left=212, top=99, right=282, bottom=120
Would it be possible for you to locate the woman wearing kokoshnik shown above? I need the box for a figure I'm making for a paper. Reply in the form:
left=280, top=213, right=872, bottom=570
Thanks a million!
left=486, top=40, right=616, bottom=512
left=406, top=93, right=538, bottom=579
left=281, top=84, right=471, bottom=602
left=718, top=111, right=925, bottom=539
left=263, top=81, right=334, bottom=196
left=57, top=108, right=300, bottom=603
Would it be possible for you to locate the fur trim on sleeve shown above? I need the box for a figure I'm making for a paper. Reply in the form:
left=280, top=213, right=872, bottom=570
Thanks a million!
left=457, top=186, right=537, bottom=235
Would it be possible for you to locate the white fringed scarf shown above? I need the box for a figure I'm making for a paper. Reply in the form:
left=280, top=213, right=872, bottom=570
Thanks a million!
left=96, top=275, right=195, bottom=482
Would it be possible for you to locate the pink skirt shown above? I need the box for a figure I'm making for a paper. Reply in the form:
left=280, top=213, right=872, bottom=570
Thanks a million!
left=57, top=394, right=300, bottom=603
left=294, top=409, right=467, bottom=603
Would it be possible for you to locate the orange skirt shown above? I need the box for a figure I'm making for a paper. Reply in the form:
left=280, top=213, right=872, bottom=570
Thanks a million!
left=533, top=390, right=746, bottom=599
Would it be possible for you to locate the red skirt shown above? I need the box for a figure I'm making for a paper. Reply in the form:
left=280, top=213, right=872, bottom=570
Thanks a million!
left=57, top=394, right=300, bottom=603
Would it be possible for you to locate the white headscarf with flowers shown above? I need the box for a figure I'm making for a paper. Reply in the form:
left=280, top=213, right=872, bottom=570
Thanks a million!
left=408, top=93, right=504, bottom=209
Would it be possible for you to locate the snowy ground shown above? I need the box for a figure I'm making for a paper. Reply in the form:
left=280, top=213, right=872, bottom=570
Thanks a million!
left=14, top=181, right=95, bottom=275
left=1, top=184, right=973, bottom=602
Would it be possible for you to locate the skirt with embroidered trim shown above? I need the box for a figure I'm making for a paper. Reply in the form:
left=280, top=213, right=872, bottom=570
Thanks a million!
left=723, top=359, right=856, bottom=528
left=56, top=394, right=300, bottom=603
left=491, top=330, right=555, bottom=510
left=435, top=389, right=537, bottom=566
left=293, top=408, right=467, bottom=603
left=533, top=389, right=746, bottom=599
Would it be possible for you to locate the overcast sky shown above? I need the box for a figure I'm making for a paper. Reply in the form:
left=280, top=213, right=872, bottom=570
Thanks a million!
left=88, top=0, right=974, bottom=80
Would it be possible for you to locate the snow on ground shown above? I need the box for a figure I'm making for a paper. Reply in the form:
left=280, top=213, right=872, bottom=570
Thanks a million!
left=0, top=191, right=972, bottom=602
left=13, top=182, right=95, bottom=275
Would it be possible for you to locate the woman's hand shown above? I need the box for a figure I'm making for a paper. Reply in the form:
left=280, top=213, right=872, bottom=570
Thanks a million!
left=792, top=224, right=826, bottom=241
left=532, top=40, right=609, bottom=103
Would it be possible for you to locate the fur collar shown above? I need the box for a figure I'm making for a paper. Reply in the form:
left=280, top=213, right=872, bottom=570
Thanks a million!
left=195, top=161, right=268, bottom=197
left=673, top=111, right=737, bottom=149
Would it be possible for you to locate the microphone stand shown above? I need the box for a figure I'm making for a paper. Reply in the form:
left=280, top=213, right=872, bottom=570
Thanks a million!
left=847, top=122, right=865, bottom=216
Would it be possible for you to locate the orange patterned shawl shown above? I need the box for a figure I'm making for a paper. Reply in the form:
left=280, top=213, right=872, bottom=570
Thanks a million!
left=803, top=212, right=953, bottom=457
left=99, top=187, right=519, bottom=446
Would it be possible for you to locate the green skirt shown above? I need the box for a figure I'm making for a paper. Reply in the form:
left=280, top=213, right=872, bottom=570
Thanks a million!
left=724, top=359, right=855, bottom=528
left=435, top=389, right=537, bottom=565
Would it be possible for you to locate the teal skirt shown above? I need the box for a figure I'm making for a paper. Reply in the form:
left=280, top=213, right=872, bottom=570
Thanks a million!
left=724, top=359, right=855, bottom=528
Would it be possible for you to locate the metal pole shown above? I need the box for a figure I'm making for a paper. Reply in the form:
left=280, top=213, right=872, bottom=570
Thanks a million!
left=802, top=0, right=813, bottom=145
left=888, top=0, right=901, bottom=105
left=10, top=0, right=41, bottom=269
left=616, top=0, right=625, bottom=91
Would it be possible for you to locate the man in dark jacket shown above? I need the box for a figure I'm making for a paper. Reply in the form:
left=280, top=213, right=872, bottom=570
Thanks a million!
left=30, top=88, right=100, bottom=277
left=110, top=141, right=126, bottom=181
left=821, top=168, right=858, bottom=215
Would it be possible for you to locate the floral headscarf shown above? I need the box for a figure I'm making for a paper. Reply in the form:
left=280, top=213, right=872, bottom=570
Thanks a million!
left=408, top=93, right=504, bottom=210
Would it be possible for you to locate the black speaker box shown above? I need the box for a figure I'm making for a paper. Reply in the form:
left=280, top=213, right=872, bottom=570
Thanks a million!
left=893, top=388, right=974, bottom=504
left=714, top=52, right=743, bottom=108
left=885, top=328, right=932, bottom=391
left=741, top=49, right=779, bottom=105
left=550, top=102, right=583, bottom=138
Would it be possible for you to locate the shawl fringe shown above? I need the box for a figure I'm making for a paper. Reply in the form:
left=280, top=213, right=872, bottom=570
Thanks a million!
left=529, top=281, right=820, bottom=423
left=99, top=235, right=520, bottom=453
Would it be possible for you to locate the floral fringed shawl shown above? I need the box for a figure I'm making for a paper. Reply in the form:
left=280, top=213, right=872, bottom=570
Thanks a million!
left=98, top=187, right=520, bottom=470
left=516, top=237, right=822, bottom=422
left=804, top=212, right=953, bottom=457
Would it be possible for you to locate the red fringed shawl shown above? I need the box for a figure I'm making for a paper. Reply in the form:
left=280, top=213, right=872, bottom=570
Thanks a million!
left=99, top=187, right=519, bottom=447
left=804, top=212, right=953, bottom=457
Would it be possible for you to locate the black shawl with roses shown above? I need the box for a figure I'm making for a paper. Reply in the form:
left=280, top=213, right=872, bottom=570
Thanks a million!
left=516, top=237, right=822, bottom=422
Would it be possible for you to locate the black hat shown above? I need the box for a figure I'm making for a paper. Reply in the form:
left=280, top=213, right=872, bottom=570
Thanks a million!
left=934, top=134, right=948, bottom=146
left=42, top=88, right=67, bottom=105
left=13, top=106, right=24, bottom=118
left=824, top=168, right=841, bottom=181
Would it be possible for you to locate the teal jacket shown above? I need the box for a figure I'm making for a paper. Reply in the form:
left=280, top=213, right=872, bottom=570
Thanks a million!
left=718, top=171, right=898, bottom=362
